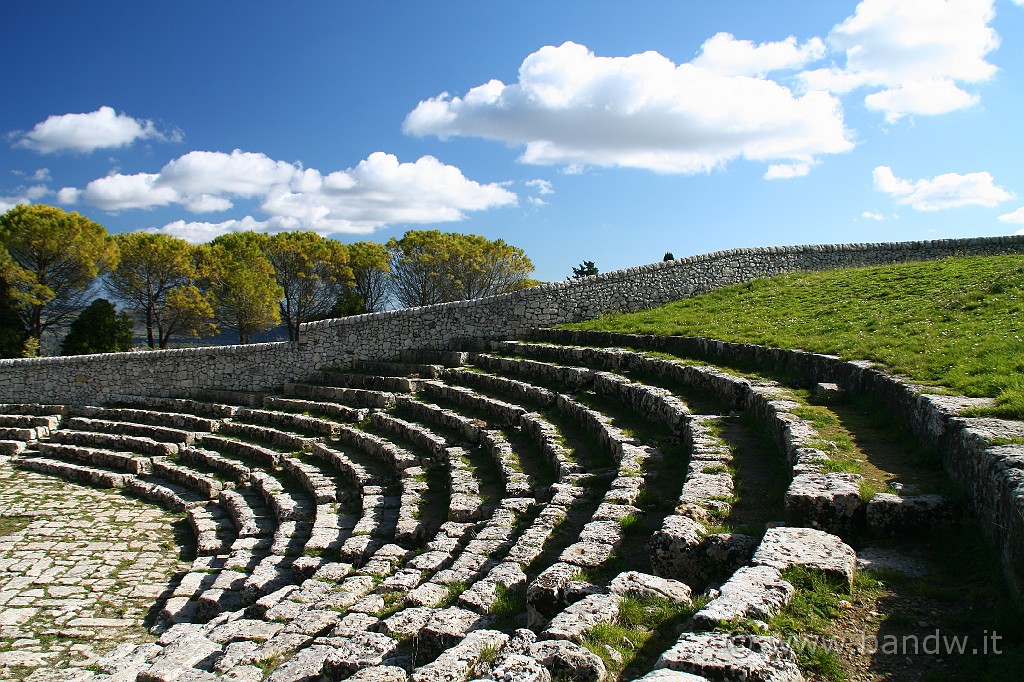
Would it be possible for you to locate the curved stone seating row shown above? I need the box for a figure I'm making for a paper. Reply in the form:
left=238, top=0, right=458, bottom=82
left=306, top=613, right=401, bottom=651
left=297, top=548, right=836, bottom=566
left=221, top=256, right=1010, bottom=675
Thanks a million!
left=6, top=328, right=974, bottom=682
left=76, top=405, right=221, bottom=433
left=263, top=395, right=368, bottom=424
left=67, top=415, right=199, bottom=447
left=48, top=427, right=179, bottom=456
left=476, top=340, right=876, bottom=539
left=283, top=381, right=397, bottom=409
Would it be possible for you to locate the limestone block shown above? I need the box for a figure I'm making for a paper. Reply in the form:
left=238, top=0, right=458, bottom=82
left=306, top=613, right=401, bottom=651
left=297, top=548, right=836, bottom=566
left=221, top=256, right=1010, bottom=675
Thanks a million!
left=784, top=472, right=864, bottom=537
left=752, top=526, right=857, bottom=588
left=866, top=493, right=961, bottom=536
left=649, top=515, right=708, bottom=585
left=527, top=562, right=589, bottom=629
left=693, top=566, right=794, bottom=627
left=411, top=629, right=509, bottom=682
left=608, top=571, right=692, bottom=604
left=347, top=666, right=409, bottom=681
left=488, top=653, right=552, bottom=682
left=633, top=670, right=709, bottom=681
left=656, top=633, right=802, bottom=681
left=704, top=532, right=758, bottom=576
left=542, top=593, right=619, bottom=643
left=529, top=640, right=607, bottom=682
left=413, top=607, right=495, bottom=664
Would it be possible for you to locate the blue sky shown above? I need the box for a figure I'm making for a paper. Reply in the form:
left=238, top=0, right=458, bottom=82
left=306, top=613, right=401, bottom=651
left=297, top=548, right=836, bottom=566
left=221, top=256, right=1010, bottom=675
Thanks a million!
left=3, top=0, right=1024, bottom=282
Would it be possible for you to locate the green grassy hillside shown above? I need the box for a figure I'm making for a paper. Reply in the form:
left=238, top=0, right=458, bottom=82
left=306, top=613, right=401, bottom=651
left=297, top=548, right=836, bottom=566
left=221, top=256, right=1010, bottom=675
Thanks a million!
left=566, top=255, right=1024, bottom=420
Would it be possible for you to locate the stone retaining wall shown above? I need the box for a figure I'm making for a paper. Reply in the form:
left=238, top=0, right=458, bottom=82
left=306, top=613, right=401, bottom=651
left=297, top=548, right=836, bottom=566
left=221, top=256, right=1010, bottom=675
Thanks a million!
left=1, top=234, right=1022, bottom=406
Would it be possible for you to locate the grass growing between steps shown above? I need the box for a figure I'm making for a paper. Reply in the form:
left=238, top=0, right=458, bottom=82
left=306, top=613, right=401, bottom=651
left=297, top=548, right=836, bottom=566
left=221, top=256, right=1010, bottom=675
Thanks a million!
left=564, top=255, right=1024, bottom=419
left=582, top=594, right=708, bottom=680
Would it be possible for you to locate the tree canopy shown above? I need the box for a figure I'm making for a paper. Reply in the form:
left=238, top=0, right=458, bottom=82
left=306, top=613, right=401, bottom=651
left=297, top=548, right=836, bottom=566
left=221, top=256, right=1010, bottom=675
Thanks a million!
left=387, top=230, right=534, bottom=309
left=571, top=260, right=599, bottom=279
left=0, top=205, right=542, bottom=352
left=107, top=232, right=216, bottom=348
left=340, top=241, right=390, bottom=315
left=0, top=204, right=117, bottom=342
left=265, top=232, right=351, bottom=341
left=60, top=298, right=134, bottom=356
left=203, top=232, right=283, bottom=344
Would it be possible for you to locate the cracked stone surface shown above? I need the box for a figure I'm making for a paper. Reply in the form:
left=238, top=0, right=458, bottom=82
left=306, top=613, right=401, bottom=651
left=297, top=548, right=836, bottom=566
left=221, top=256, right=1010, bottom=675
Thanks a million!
left=0, top=462, right=188, bottom=679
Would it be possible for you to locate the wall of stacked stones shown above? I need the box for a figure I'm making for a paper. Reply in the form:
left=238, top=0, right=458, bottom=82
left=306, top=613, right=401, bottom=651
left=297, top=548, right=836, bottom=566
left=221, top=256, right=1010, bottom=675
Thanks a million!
left=1, top=233, right=1022, bottom=407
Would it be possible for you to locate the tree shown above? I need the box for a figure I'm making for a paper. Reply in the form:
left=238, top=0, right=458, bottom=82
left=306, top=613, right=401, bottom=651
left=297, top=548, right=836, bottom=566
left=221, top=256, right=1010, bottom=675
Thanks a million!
left=447, top=234, right=534, bottom=300
left=202, top=232, right=283, bottom=344
left=387, top=230, right=534, bottom=309
left=60, top=298, right=134, bottom=355
left=664, top=252, right=675, bottom=261
left=339, top=241, right=390, bottom=315
left=571, top=261, right=599, bottom=279
left=264, top=232, right=351, bottom=340
left=107, top=232, right=216, bottom=348
left=0, top=204, right=118, bottom=344
left=0, top=264, right=28, bottom=358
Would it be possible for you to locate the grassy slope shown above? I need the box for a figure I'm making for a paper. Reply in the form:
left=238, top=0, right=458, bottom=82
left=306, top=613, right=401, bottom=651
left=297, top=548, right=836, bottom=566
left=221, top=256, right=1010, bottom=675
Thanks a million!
left=566, top=255, right=1024, bottom=419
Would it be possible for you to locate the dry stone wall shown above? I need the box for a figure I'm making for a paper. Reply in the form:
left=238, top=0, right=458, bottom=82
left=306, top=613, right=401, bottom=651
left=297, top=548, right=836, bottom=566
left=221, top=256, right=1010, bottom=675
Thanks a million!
left=1, top=234, right=1022, bottom=406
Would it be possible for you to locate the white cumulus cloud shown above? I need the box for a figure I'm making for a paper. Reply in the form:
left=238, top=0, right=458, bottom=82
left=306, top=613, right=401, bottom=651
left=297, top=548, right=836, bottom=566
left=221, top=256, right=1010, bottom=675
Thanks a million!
left=873, top=165, right=1013, bottom=211
left=68, top=148, right=517, bottom=241
left=0, top=184, right=52, bottom=213
left=800, top=0, right=998, bottom=120
left=693, top=32, right=826, bottom=76
left=764, top=162, right=814, bottom=180
left=862, top=211, right=887, bottom=220
left=404, top=41, right=853, bottom=175
left=15, top=106, right=179, bottom=154
left=998, top=206, right=1024, bottom=225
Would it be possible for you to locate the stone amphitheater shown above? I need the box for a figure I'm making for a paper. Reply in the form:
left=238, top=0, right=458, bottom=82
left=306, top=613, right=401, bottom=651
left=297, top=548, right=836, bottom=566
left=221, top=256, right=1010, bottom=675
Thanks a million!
left=1, top=236, right=1023, bottom=681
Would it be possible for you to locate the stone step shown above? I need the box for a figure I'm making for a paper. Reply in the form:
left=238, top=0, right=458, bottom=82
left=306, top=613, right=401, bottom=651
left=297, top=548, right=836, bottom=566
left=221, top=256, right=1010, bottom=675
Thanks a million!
left=75, top=406, right=220, bottom=433
left=399, top=349, right=469, bottom=367
left=124, top=476, right=210, bottom=512
left=188, top=502, right=238, bottom=556
left=355, top=359, right=444, bottom=379
left=393, top=395, right=484, bottom=443
left=67, top=416, right=196, bottom=446
left=419, top=381, right=526, bottom=428
left=0, top=413, right=61, bottom=432
left=151, top=458, right=224, bottom=499
left=369, top=412, right=450, bottom=460
left=284, top=382, right=397, bottom=408
left=35, top=441, right=153, bottom=475
left=179, top=446, right=252, bottom=483
left=48, top=428, right=179, bottom=457
left=316, top=370, right=419, bottom=393
left=473, top=352, right=594, bottom=392
left=262, top=396, right=368, bottom=423
left=219, top=420, right=317, bottom=452
left=334, top=424, right=419, bottom=472
left=14, top=454, right=135, bottom=488
left=309, top=442, right=388, bottom=487
left=109, top=394, right=240, bottom=418
left=0, top=426, right=44, bottom=441
left=445, top=366, right=558, bottom=409
left=199, top=434, right=281, bottom=469
left=250, top=471, right=316, bottom=522
left=220, top=487, right=277, bottom=539
left=235, top=407, right=341, bottom=438
left=0, top=440, right=27, bottom=455
left=0, top=403, right=69, bottom=418
left=280, top=454, right=349, bottom=504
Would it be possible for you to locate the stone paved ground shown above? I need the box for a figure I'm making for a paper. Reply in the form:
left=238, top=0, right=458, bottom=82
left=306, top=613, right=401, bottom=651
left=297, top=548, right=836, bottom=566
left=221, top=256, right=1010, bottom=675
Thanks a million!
left=0, top=456, right=189, bottom=681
